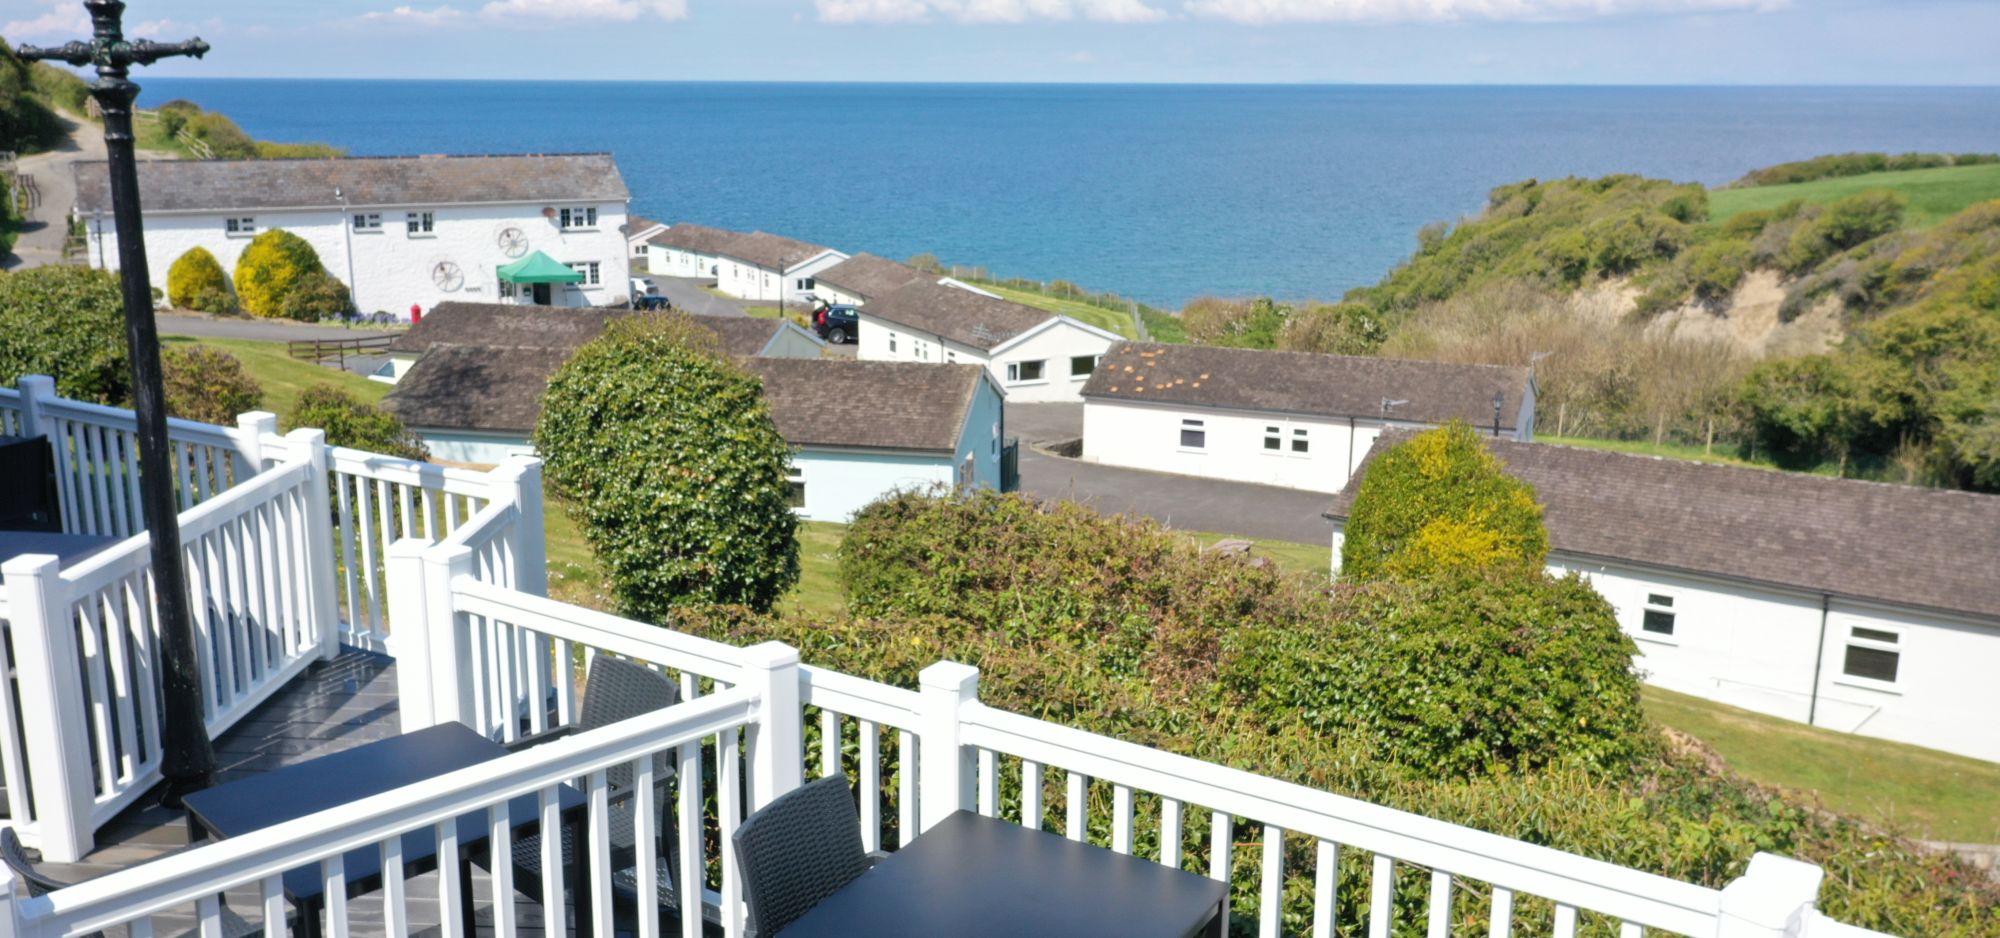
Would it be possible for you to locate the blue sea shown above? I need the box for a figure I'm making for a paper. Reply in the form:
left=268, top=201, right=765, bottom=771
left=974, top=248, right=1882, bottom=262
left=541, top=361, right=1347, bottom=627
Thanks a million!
left=138, top=81, right=2000, bottom=307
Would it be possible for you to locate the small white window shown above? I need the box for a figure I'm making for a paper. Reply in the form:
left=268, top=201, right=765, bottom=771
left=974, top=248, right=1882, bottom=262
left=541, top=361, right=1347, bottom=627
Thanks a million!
left=1070, top=354, right=1099, bottom=379
left=1641, top=593, right=1676, bottom=636
left=889, top=335, right=898, bottom=354
left=1291, top=428, right=1310, bottom=454
left=796, top=277, right=815, bottom=290
left=1179, top=419, right=1206, bottom=450
left=785, top=466, right=806, bottom=510
left=558, top=206, right=597, bottom=230
left=224, top=216, right=256, bottom=236
left=352, top=212, right=381, bottom=232
left=565, top=261, right=601, bottom=286
left=1263, top=426, right=1282, bottom=452
left=1842, top=626, right=1900, bottom=684
left=406, top=211, right=434, bottom=235
left=1007, top=360, right=1046, bottom=383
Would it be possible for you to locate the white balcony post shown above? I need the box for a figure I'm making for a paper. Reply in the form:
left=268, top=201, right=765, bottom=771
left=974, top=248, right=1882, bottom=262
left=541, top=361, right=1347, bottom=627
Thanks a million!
left=917, top=660, right=980, bottom=833
left=1716, top=853, right=1825, bottom=938
left=421, top=543, right=478, bottom=729
left=490, top=457, right=548, bottom=597
left=3, top=555, right=95, bottom=862
left=0, top=862, right=19, bottom=938
left=233, top=411, right=279, bottom=474
left=384, top=538, right=436, bottom=730
left=286, top=428, right=342, bottom=660
left=743, top=641, right=804, bottom=810
left=16, top=375, right=54, bottom=440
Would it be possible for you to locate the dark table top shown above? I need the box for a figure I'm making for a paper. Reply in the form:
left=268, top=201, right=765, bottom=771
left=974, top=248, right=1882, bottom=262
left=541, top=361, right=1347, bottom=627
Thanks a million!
left=183, top=722, right=584, bottom=901
left=0, top=530, right=117, bottom=572
left=779, top=811, right=1228, bottom=938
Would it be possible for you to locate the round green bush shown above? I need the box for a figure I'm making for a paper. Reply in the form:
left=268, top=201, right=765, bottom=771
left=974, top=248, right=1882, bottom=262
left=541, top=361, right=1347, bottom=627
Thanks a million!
left=1340, top=422, right=1549, bottom=582
left=167, top=246, right=233, bottom=312
left=162, top=344, right=263, bottom=426
left=289, top=384, right=428, bottom=461
left=233, top=229, right=326, bottom=319
left=535, top=316, right=799, bottom=617
left=279, top=270, right=354, bottom=322
left=0, top=265, right=129, bottom=403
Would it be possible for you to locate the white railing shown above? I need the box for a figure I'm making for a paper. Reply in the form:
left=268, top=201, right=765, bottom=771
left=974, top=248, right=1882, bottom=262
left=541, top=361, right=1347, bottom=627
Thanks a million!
left=0, top=429, right=340, bottom=863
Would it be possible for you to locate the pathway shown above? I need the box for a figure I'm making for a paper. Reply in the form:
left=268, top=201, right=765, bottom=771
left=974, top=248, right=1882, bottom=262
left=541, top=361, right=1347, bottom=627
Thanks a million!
left=158, top=312, right=395, bottom=342
left=644, top=275, right=751, bottom=317
left=5, top=108, right=174, bottom=271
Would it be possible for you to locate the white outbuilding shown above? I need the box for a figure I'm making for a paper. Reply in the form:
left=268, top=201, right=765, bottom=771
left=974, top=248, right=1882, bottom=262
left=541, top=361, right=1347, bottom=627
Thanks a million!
left=1327, top=432, right=2000, bottom=764
left=854, top=280, right=1123, bottom=403
left=75, top=153, right=633, bottom=316
left=645, top=222, right=739, bottom=280
left=1080, top=343, right=1535, bottom=493
left=711, top=231, right=848, bottom=304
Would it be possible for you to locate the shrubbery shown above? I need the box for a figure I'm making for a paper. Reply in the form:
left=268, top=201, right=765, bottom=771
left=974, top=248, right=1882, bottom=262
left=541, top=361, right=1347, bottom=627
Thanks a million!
left=0, top=46, right=63, bottom=155
left=288, top=384, right=428, bottom=460
left=0, top=265, right=128, bottom=402
left=167, top=247, right=235, bottom=312
left=1735, top=152, right=2000, bottom=187
left=1339, top=423, right=1548, bottom=581
left=536, top=316, right=799, bottom=617
left=279, top=270, right=354, bottom=321
left=234, top=229, right=328, bottom=319
left=162, top=345, right=262, bottom=425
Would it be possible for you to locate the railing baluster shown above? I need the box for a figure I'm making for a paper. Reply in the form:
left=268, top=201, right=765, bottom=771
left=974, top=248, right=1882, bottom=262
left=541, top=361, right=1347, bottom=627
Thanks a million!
left=1313, top=840, right=1338, bottom=938
left=1112, top=784, right=1133, bottom=854
left=588, top=769, right=615, bottom=938
left=353, top=474, right=382, bottom=639
left=78, top=594, right=118, bottom=793
left=380, top=835, right=407, bottom=938
left=488, top=797, right=518, bottom=938
left=897, top=729, right=917, bottom=848
left=1427, top=869, right=1453, bottom=938
left=1554, top=903, right=1578, bottom=938
left=324, top=853, right=350, bottom=938
left=1210, top=810, right=1232, bottom=934
left=1368, top=854, right=1394, bottom=938
left=721, top=726, right=744, bottom=936
left=678, top=738, right=705, bottom=938
left=128, top=914, right=155, bottom=938
left=1488, top=886, right=1513, bottom=938
left=133, top=570, right=163, bottom=765
left=1021, top=759, right=1042, bottom=833
left=98, top=581, right=140, bottom=783
left=633, top=756, right=658, bottom=938
left=104, top=428, right=131, bottom=536
left=859, top=719, right=881, bottom=852
left=1259, top=824, right=1283, bottom=938
left=1619, top=922, right=1643, bottom=938
left=1066, top=771, right=1088, bottom=842
left=1159, top=797, right=1181, bottom=869
left=819, top=708, right=839, bottom=779
left=541, top=786, right=568, bottom=938
left=195, top=893, right=224, bottom=938
left=121, top=430, right=145, bottom=530
left=978, top=749, right=998, bottom=817
left=436, top=818, right=462, bottom=938
left=262, top=874, right=289, bottom=938
left=334, top=471, right=362, bottom=641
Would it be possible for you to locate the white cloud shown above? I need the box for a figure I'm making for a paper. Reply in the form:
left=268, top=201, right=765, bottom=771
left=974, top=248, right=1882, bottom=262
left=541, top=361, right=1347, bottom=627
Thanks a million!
left=3, top=1, right=90, bottom=40
left=130, top=19, right=198, bottom=36
left=816, top=0, right=1166, bottom=24
left=1183, top=0, right=1783, bottom=25
left=479, top=0, right=690, bottom=21
left=354, top=6, right=469, bottom=28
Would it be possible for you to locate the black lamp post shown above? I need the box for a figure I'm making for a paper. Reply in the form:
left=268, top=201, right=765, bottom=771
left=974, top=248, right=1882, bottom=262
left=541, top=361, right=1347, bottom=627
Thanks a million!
left=19, top=2, right=216, bottom=804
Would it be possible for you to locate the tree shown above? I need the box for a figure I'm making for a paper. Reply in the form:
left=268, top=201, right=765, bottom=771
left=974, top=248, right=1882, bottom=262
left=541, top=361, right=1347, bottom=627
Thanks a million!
left=167, top=246, right=234, bottom=312
left=1276, top=301, right=1386, bottom=355
left=535, top=316, right=799, bottom=617
left=279, top=270, right=353, bottom=322
left=287, top=384, right=428, bottom=460
left=162, top=345, right=262, bottom=426
left=0, top=265, right=129, bottom=403
left=1340, top=422, right=1548, bottom=581
left=234, top=229, right=327, bottom=319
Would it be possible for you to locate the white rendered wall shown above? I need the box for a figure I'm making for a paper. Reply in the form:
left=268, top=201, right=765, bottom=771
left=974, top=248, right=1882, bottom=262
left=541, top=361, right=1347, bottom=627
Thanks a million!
left=815, top=282, right=866, bottom=307
left=855, top=314, right=988, bottom=368
left=95, top=201, right=631, bottom=317
left=411, top=428, right=534, bottom=467
left=792, top=448, right=952, bottom=523
left=647, top=244, right=719, bottom=280
left=1083, top=399, right=1416, bottom=493
left=715, top=252, right=847, bottom=303
left=989, top=321, right=1118, bottom=404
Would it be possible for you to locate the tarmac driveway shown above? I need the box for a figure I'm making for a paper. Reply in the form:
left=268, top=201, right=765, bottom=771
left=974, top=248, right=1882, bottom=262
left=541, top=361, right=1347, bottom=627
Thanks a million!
left=1007, top=403, right=1335, bottom=545
left=646, top=275, right=753, bottom=317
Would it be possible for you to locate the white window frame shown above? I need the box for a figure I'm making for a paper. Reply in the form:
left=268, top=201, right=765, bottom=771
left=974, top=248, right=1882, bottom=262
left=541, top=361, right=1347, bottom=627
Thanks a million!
left=1178, top=418, right=1207, bottom=452
left=1070, top=354, right=1100, bottom=381
left=1006, top=359, right=1048, bottom=385
left=785, top=465, right=807, bottom=513
left=558, top=206, right=598, bottom=230
left=1836, top=623, right=1902, bottom=691
left=352, top=212, right=382, bottom=233
left=795, top=277, right=815, bottom=291
left=565, top=261, right=602, bottom=288
left=1262, top=425, right=1283, bottom=454
left=406, top=211, right=435, bottom=236
left=888, top=335, right=898, bottom=354
left=1637, top=591, right=1678, bottom=644
left=224, top=216, right=256, bottom=237
left=1289, top=427, right=1311, bottom=457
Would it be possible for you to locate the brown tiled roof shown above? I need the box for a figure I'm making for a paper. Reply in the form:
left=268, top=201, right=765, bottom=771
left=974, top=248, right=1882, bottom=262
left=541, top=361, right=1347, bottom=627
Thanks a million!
left=646, top=222, right=740, bottom=254
left=856, top=281, right=1051, bottom=351
left=714, top=231, right=837, bottom=272
left=392, top=303, right=790, bottom=358
left=741, top=359, right=985, bottom=453
left=76, top=153, right=628, bottom=213
left=815, top=253, right=928, bottom=302
left=628, top=215, right=663, bottom=232
left=383, top=345, right=570, bottom=434
left=1326, top=432, right=2000, bottom=620
left=1082, top=343, right=1531, bottom=428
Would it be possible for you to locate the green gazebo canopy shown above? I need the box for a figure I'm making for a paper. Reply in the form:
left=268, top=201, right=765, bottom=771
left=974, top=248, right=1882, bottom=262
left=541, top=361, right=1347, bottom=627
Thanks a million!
left=496, top=250, right=585, bottom=284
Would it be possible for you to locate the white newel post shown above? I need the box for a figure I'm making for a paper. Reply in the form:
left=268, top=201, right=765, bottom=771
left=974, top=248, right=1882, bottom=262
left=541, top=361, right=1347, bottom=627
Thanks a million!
left=286, top=429, right=342, bottom=660
left=492, top=457, right=548, bottom=597
left=15, top=376, right=53, bottom=440
left=3, top=556, right=94, bottom=862
left=421, top=543, right=478, bottom=729
left=1716, top=853, right=1825, bottom=938
left=917, top=660, right=980, bottom=833
left=384, top=538, right=436, bottom=730
left=233, top=411, right=279, bottom=476
left=0, top=862, right=19, bottom=938
left=743, top=642, right=804, bottom=810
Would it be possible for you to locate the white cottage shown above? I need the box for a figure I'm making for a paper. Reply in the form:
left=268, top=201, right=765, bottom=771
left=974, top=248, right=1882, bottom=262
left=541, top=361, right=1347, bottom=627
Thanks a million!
left=381, top=305, right=824, bottom=464
left=854, top=280, right=1122, bottom=404
left=740, top=359, right=1005, bottom=523
left=75, top=153, right=633, bottom=316
left=645, top=222, right=739, bottom=280
left=1080, top=343, right=1535, bottom=493
left=813, top=252, right=1003, bottom=309
left=626, top=215, right=667, bottom=264
left=711, top=231, right=847, bottom=304
left=1327, top=432, right=2000, bottom=763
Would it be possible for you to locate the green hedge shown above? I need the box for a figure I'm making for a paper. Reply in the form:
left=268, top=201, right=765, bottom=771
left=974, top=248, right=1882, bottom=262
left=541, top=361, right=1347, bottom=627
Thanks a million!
left=1339, top=423, right=1548, bottom=581
left=0, top=265, right=128, bottom=403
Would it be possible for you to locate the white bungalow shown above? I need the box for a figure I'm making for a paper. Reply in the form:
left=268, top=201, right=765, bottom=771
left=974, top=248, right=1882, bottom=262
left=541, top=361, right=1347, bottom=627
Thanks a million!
left=645, top=222, right=739, bottom=280
left=74, top=153, right=633, bottom=317
left=625, top=214, right=667, bottom=264
left=1327, top=432, right=2000, bottom=764
left=854, top=280, right=1122, bottom=404
left=711, top=231, right=847, bottom=304
left=1080, top=343, right=1535, bottom=492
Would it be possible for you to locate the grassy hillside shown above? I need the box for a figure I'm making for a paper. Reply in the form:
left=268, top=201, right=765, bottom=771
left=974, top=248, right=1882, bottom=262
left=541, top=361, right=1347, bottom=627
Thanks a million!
left=1711, top=162, right=2000, bottom=229
left=160, top=334, right=389, bottom=417
left=976, top=283, right=1137, bottom=338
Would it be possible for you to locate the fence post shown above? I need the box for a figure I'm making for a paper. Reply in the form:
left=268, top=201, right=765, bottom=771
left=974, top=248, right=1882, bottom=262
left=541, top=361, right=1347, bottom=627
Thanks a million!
left=384, top=538, right=436, bottom=731
left=917, top=660, right=980, bottom=834
left=233, top=411, right=279, bottom=474
left=742, top=641, right=803, bottom=810
left=490, top=457, right=548, bottom=597
left=16, top=375, right=53, bottom=440
left=1716, top=853, right=1824, bottom=938
left=3, top=555, right=95, bottom=862
left=421, top=543, right=477, bottom=729
left=285, top=429, right=342, bottom=660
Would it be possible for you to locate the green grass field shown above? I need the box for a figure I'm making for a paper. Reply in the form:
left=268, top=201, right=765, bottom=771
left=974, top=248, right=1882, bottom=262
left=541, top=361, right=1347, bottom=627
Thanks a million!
left=977, top=283, right=1138, bottom=339
left=1710, top=162, right=2000, bottom=230
left=1644, top=687, right=2000, bottom=842
left=160, top=334, right=390, bottom=419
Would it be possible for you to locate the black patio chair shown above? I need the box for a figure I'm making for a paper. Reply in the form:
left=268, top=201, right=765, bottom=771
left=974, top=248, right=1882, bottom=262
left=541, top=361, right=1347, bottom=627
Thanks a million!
left=2, top=828, right=269, bottom=938
left=732, top=774, right=876, bottom=937
left=473, top=655, right=684, bottom=928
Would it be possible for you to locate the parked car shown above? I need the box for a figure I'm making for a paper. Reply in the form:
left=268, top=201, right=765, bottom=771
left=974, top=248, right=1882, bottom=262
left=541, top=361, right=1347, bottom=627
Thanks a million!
left=815, top=304, right=860, bottom=344
left=630, top=276, right=659, bottom=297
left=634, top=295, right=673, bottom=311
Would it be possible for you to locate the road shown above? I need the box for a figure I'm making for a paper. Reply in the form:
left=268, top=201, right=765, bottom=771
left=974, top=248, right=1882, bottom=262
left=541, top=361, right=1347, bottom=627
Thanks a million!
left=643, top=274, right=753, bottom=317
left=157, top=313, right=394, bottom=342
left=1007, top=403, right=1336, bottom=545
left=5, top=109, right=175, bottom=271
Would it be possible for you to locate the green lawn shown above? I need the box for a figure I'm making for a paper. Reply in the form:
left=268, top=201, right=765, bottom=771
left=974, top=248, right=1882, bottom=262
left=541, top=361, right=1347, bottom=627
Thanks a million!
left=976, top=284, right=1139, bottom=339
left=160, top=334, right=390, bottom=420
left=1710, top=162, right=2000, bottom=230
left=1644, top=687, right=2000, bottom=842
left=1539, top=433, right=1772, bottom=469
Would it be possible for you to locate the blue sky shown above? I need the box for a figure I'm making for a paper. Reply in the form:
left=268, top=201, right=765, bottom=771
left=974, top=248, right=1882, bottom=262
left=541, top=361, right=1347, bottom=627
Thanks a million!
left=5, top=0, right=1997, bottom=84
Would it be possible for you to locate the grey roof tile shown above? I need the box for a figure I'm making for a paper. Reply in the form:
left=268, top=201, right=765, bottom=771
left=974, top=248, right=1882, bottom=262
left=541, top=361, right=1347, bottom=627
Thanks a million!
left=815, top=253, right=929, bottom=302
left=856, top=281, right=1051, bottom=351
left=75, top=153, right=629, bottom=213
left=741, top=359, right=983, bottom=453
